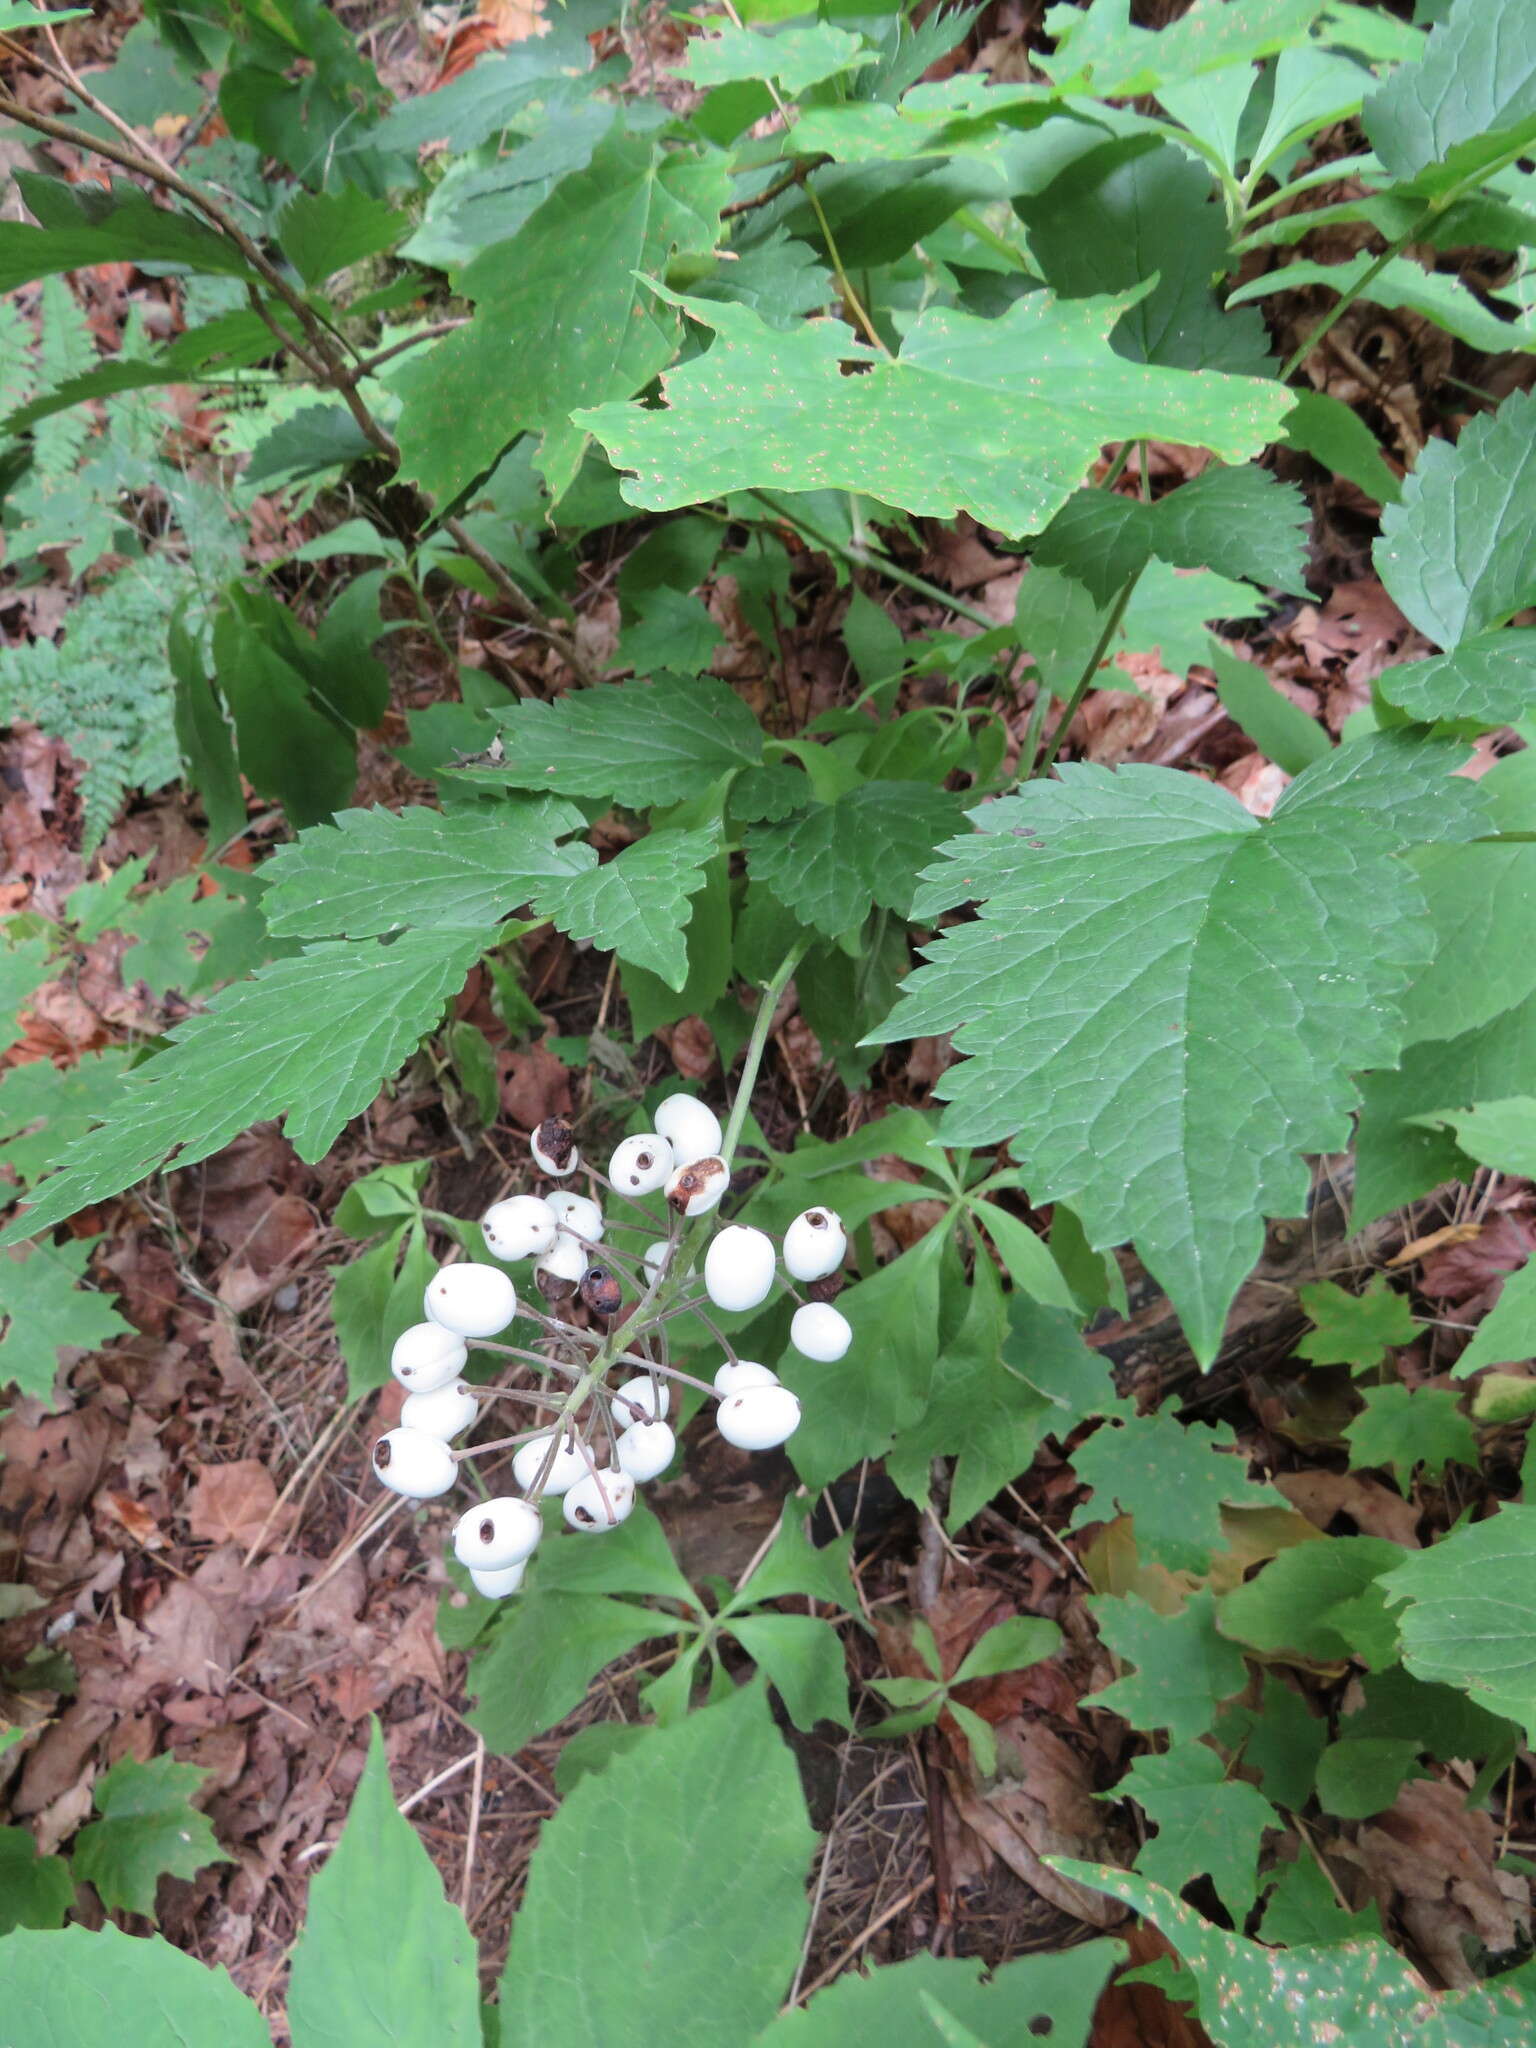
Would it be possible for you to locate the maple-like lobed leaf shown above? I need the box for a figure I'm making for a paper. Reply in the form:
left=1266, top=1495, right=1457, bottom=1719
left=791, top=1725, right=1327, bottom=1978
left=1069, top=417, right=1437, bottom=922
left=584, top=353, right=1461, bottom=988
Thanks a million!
left=872, top=735, right=1487, bottom=1362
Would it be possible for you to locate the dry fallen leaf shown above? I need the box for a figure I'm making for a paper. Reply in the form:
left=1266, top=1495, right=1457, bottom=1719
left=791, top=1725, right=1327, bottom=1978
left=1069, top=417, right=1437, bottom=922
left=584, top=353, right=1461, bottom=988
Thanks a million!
left=185, top=1461, right=284, bottom=1550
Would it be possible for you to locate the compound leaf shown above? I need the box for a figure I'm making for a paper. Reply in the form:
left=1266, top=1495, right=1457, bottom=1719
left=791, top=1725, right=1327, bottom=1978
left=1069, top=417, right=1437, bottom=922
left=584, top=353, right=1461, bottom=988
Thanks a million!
left=581, top=288, right=1294, bottom=540
left=747, top=783, right=968, bottom=940
left=1374, top=389, right=1536, bottom=650
left=0, top=1923, right=267, bottom=2048
left=467, top=1590, right=670, bottom=1754
left=0, top=928, right=492, bottom=1242
left=287, top=1721, right=481, bottom=2048
left=502, top=1683, right=814, bottom=2045
left=72, top=1754, right=225, bottom=1921
left=873, top=736, right=1482, bottom=1363
left=0, top=1237, right=130, bottom=1405
left=470, top=673, right=764, bottom=809
left=530, top=824, right=720, bottom=990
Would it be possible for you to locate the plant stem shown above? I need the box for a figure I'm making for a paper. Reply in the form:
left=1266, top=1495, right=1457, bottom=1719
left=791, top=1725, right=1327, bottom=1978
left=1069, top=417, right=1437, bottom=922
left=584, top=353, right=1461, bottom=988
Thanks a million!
left=751, top=492, right=998, bottom=633
left=1029, top=571, right=1140, bottom=781
left=721, top=943, right=808, bottom=1168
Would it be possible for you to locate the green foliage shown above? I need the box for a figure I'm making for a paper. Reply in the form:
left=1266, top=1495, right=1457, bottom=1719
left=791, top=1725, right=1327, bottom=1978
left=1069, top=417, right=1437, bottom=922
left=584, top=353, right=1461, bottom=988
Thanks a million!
left=1116, top=1742, right=1278, bottom=1921
left=0, top=1827, right=73, bottom=1934
left=71, top=1754, right=226, bottom=1921
left=1294, top=1277, right=1417, bottom=1371
left=1343, top=1383, right=1479, bottom=1489
left=1066, top=1411, right=1273, bottom=1572
left=1380, top=1508, right=1536, bottom=1742
left=286, top=1721, right=482, bottom=2048
left=1364, top=0, right=1536, bottom=185
left=866, top=1613, right=1062, bottom=1775
left=1089, top=1591, right=1248, bottom=1743
left=0, top=1923, right=269, bottom=2048
left=0, top=1237, right=130, bottom=1405
left=1219, top=1536, right=1403, bottom=1668
left=480, top=673, right=765, bottom=806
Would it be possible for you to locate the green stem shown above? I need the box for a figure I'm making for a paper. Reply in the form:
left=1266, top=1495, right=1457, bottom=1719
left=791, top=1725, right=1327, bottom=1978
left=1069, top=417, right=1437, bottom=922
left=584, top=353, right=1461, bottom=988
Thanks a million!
left=1029, top=570, right=1140, bottom=781
left=751, top=491, right=998, bottom=633
left=721, top=943, right=808, bottom=1168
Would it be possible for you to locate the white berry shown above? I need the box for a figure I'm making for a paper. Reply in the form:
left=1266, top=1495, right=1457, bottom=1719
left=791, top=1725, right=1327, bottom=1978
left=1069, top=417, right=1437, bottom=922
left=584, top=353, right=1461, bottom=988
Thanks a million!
left=400, top=1380, right=479, bottom=1439
left=563, top=1466, right=636, bottom=1531
left=373, top=1428, right=457, bottom=1498
left=614, top=1374, right=670, bottom=1424
left=391, top=1321, right=468, bottom=1394
left=783, top=1207, right=846, bottom=1282
left=615, top=1418, right=676, bottom=1483
left=665, top=1155, right=729, bottom=1217
left=423, top=1263, right=517, bottom=1339
left=535, top=1233, right=588, bottom=1292
left=714, top=1358, right=780, bottom=1397
left=530, top=1115, right=580, bottom=1176
left=482, top=1194, right=558, bottom=1261
left=704, top=1225, right=777, bottom=1314
left=511, top=1430, right=589, bottom=1496
left=791, top=1301, right=852, bottom=1361
left=654, top=1093, right=722, bottom=1167
left=610, top=1133, right=675, bottom=1196
left=452, top=1496, right=543, bottom=1571
left=717, top=1385, right=802, bottom=1450
left=548, top=1189, right=603, bottom=1243
left=643, top=1239, right=672, bottom=1284
left=469, top=1560, right=526, bottom=1599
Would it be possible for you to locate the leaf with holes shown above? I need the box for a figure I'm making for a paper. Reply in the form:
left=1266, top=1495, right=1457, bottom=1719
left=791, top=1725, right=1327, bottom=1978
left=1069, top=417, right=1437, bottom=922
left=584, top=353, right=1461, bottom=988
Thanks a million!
left=873, top=737, right=1482, bottom=1363
left=580, top=288, right=1294, bottom=540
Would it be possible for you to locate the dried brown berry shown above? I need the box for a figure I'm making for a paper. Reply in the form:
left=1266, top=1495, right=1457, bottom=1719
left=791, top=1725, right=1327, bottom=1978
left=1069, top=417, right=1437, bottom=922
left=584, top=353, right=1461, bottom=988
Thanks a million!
left=581, top=1264, right=623, bottom=1318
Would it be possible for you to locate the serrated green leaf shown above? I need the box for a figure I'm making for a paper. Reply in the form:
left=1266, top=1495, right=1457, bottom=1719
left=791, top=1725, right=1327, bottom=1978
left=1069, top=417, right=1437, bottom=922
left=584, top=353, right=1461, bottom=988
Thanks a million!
left=1089, top=1590, right=1248, bottom=1743
left=1379, top=1506, right=1536, bottom=1742
left=1314, top=1737, right=1425, bottom=1821
left=760, top=1945, right=1117, bottom=2048
left=581, top=288, right=1295, bottom=540
left=467, top=673, right=763, bottom=809
left=0, top=1238, right=130, bottom=1405
left=1034, top=465, right=1309, bottom=609
left=72, top=1754, right=225, bottom=1921
left=531, top=824, right=719, bottom=990
left=116, top=878, right=240, bottom=1001
left=0, top=928, right=491, bottom=1244
left=747, top=783, right=967, bottom=940
left=502, top=1684, right=815, bottom=2043
left=1002, top=1292, right=1128, bottom=1422
left=242, top=404, right=377, bottom=489
left=275, top=184, right=407, bottom=288
left=1051, top=1860, right=1536, bottom=2047
left=1015, top=137, right=1273, bottom=372
left=1400, top=841, right=1536, bottom=1046
left=287, top=1721, right=480, bottom=2048
left=1222, top=1674, right=1328, bottom=1810
left=1364, top=0, right=1536, bottom=186
left=0, top=174, right=255, bottom=293
left=0, top=1825, right=74, bottom=1933
left=466, top=1590, right=669, bottom=1753
left=1117, top=1743, right=1277, bottom=1921
left=875, top=736, right=1482, bottom=1363
left=1378, top=630, right=1536, bottom=726
left=397, top=132, right=730, bottom=501
left=1218, top=1535, right=1403, bottom=1666
left=1455, top=1258, right=1536, bottom=1378
left=0, top=1050, right=131, bottom=1189
left=1295, top=1277, right=1417, bottom=1371
left=0, top=1923, right=268, bottom=2048
left=1116, top=561, right=1259, bottom=678
left=681, top=21, right=875, bottom=94
left=1374, top=389, right=1536, bottom=650
left=1039, top=0, right=1327, bottom=98
left=1067, top=1411, right=1273, bottom=1573
left=263, top=800, right=587, bottom=938
left=1344, top=1382, right=1479, bottom=1488
left=1259, top=1856, right=1381, bottom=1947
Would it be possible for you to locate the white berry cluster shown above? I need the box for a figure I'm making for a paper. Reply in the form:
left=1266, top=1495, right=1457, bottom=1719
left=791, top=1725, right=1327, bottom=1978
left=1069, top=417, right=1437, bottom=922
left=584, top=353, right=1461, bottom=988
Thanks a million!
left=367, top=1093, right=852, bottom=1599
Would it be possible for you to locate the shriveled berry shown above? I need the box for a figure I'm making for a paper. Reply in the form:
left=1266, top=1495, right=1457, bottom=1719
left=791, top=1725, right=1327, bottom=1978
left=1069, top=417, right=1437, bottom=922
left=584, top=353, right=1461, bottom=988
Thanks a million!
left=609, top=1133, right=675, bottom=1196
left=400, top=1379, right=479, bottom=1440
left=535, top=1233, right=587, bottom=1299
left=423, top=1263, right=517, bottom=1340
left=704, top=1225, right=776, bottom=1313
left=482, top=1194, right=558, bottom=1261
left=512, top=1430, right=588, bottom=1496
left=373, top=1428, right=457, bottom=1499
left=391, top=1321, right=468, bottom=1394
left=581, top=1263, right=624, bottom=1317
left=452, top=1496, right=543, bottom=1571
left=615, top=1418, right=676, bottom=1483
left=783, top=1207, right=847, bottom=1283
left=717, top=1385, right=802, bottom=1451
left=791, top=1301, right=852, bottom=1361
left=531, top=1114, right=579, bottom=1176
left=469, top=1560, right=526, bottom=1599
left=653, top=1093, right=722, bottom=1167
left=713, top=1358, right=780, bottom=1397
left=665, top=1155, right=728, bottom=1218
left=563, top=1466, right=636, bottom=1531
